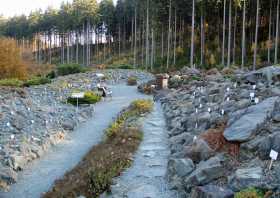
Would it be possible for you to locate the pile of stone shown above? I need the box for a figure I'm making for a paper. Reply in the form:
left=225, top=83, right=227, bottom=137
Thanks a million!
left=156, top=66, right=280, bottom=197
left=0, top=69, right=153, bottom=191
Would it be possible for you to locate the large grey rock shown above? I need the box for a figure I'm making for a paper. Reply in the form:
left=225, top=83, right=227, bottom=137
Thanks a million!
left=185, top=139, right=215, bottom=163
left=243, top=66, right=280, bottom=84
left=184, top=156, right=225, bottom=187
left=224, top=97, right=279, bottom=142
left=228, top=167, right=263, bottom=191
left=0, top=166, right=17, bottom=185
left=168, top=158, right=195, bottom=178
left=191, top=185, right=234, bottom=198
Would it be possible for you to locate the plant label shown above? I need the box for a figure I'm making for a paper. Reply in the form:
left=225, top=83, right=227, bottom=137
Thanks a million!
left=227, top=97, right=230, bottom=102
left=72, top=92, right=85, bottom=99
left=255, top=97, right=259, bottom=104
left=221, top=109, right=225, bottom=115
left=253, top=85, right=256, bottom=90
left=195, top=108, right=198, bottom=113
left=234, top=83, right=237, bottom=88
left=270, top=150, right=278, bottom=161
left=226, top=87, right=230, bottom=92
left=250, top=92, right=255, bottom=98
left=208, top=108, right=211, bottom=113
left=199, top=104, right=203, bottom=108
left=193, top=136, right=197, bottom=142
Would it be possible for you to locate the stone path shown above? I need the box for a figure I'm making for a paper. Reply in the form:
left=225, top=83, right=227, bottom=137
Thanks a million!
left=0, top=85, right=150, bottom=198
left=103, top=103, right=178, bottom=198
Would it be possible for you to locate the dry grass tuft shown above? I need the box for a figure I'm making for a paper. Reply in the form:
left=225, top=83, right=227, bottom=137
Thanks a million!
left=200, top=122, right=240, bottom=157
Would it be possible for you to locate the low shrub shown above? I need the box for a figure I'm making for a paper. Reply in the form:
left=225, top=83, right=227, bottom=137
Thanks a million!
left=46, top=70, right=56, bottom=79
left=106, top=99, right=153, bottom=138
left=57, top=64, right=87, bottom=76
left=131, top=99, right=153, bottom=114
left=23, top=76, right=51, bottom=87
left=0, top=78, right=24, bottom=87
left=127, top=76, right=138, bottom=86
left=118, top=64, right=134, bottom=69
left=67, top=91, right=101, bottom=105
left=235, top=187, right=265, bottom=198
left=0, top=38, right=27, bottom=80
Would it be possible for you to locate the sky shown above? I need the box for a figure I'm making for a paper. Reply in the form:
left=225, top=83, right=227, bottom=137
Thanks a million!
left=0, top=0, right=116, bottom=18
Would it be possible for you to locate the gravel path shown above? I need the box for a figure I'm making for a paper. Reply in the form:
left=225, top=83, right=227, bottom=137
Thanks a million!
left=103, top=103, right=178, bottom=198
left=0, top=85, right=150, bottom=198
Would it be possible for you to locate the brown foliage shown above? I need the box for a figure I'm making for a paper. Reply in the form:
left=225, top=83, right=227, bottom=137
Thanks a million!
left=0, top=38, right=27, bottom=79
left=200, top=122, right=240, bottom=157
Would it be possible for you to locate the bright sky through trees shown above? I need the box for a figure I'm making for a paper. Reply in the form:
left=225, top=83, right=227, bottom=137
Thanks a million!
left=0, top=0, right=116, bottom=17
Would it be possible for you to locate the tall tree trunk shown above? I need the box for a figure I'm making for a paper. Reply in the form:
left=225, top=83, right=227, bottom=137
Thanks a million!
left=268, top=0, right=272, bottom=63
left=222, top=0, right=226, bottom=66
left=227, top=0, right=232, bottom=67
left=161, top=27, right=164, bottom=59
left=190, top=0, right=195, bottom=68
left=200, top=5, right=205, bottom=66
left=275, top=0, right=280, bottom=64
left=241, top=0, right=246, bottom=69
left=134, top=6, right=137, bottom=68
left=145, top=0, right=150, bottom=69
left=118, top=25, right=121, bottom=58
left=76, top=32, right=79, bottom=64
left=253, top=0, right=260, bottom=71
left=232, top=6, right=237, bottom=65
left=173, top=9, right=177, bottom=66
left=167, top=0, right=172, bottom=69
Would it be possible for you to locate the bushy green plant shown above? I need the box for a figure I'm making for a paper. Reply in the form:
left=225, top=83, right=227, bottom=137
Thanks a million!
left=118, top=64, right=134, bottom=69
left=57, top=64, right=87, bottom=76
left=127, top=76, right=138, bottom=86
left=67, top=91, right=101, bottom=105
left=235, top=187, right=265, bottom=198
left=46, top=70, right=56, bottom=79
left=0, top=78, right=23, bottom=87
left=23, top=76, right=51, bottom=87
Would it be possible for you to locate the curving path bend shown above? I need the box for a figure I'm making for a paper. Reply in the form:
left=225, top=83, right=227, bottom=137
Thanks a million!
left=0, top=85, right=151, bottom=198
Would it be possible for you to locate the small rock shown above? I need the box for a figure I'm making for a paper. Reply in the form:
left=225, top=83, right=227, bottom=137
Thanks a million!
left=184, top=156, right=225, bottom=187
left=228, top=167, right=263, bottom=192
left=184, top=139, right=215, bottom=163
left=191, top=185, right=234, bottom=198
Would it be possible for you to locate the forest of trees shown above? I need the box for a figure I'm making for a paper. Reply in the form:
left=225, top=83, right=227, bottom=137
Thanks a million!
left=0, top=0, right=279, bottom=71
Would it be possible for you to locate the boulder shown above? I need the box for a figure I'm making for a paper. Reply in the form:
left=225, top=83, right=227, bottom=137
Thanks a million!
left=61, top=120, right=76, bottom=130
left=0, top=165, right=17, bottom=185
left=243, top=66, right=280, bottom=84
left=190, top=185, right=234, bottom=198
left=184, top=156, right=225, bottom=187
left=224, top=97, right=279, bottom=142
left=168, top=158, right=195, bottom=179
left=185, top=139, right=215, bottom=163
left=228, top=167, right=263, bottom=192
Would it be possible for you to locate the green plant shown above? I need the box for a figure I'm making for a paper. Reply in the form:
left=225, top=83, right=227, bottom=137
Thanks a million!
left=235, top=187, right=265, bottom=198
left=23, top=76, right=51, bottom=87
left=46, top=70, right=56, bottom=79
left=118, top=64, right=134, bottom=69
left=127, top=76, right=138, bottom=86
left=0, top=78, right=23, bottom=87
left=57, top=64, right=87, bottom=76
left=67, top=91, right=101, bottom=105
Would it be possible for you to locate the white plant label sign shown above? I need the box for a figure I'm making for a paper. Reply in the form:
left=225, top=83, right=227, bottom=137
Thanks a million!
left=269, top=149, right=278, bottom=170
left=72, top=92, right=85, bottom=99
left=250, top=92, right=255, bottom=98
left=270, top=150, right=278, bottom=160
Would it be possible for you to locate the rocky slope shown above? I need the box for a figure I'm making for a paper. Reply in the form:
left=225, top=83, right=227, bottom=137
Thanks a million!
left=155, top=66, right=280, bottom=197
left=0, top=69, right=153, bottom=191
